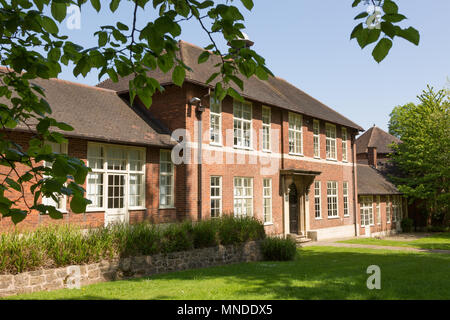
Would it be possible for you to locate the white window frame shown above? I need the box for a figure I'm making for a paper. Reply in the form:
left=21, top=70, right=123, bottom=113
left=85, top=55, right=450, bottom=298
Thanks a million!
left=233, top=100, right=253, bottom=149
left=386, top=195, right=391, bottom=223
left=343, top=181, right=350, bottom=217
left=376, top=195, right=381, bottom=225
left=262, top=106, right=271, bottom=152
left=210, top=176, right=222, bottom=218
left=233, top=177, right=253, bottom=217
left=327, top=181, right=338, bottom=218
left=314, top=181, right=322, bottom=219
left=86, top=142, right=146, bottom=212
left=360, top=196, right=374, bottom=227
left=313, top=119, right=320, bottom=158
left=159, top=149, right=174, bottom=209
left=342, top=127, right=348, bottom=162
left=326, top=123, right=337, bottom=160
left=42, top=141, right=68, bottom=213
left=288, top=112, right=303, bottom=155
left=209, top=97, right=222, bottom=146
left=263, top=178, right=272, bottom=224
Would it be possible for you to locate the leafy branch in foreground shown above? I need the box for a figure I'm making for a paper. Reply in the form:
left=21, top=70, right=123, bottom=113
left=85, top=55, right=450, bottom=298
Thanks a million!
left=351, top=0, right=420, bottom=62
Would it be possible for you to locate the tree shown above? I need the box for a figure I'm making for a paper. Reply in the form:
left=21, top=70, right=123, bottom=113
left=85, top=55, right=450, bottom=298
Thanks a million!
left=388, top=87, right=450, bottom=225
left=0, top=0, right=419, bottom=224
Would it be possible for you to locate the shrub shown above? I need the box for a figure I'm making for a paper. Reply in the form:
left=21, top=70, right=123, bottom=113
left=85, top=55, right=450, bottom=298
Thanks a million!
left=192, top=220, right=219, bottom=248
left=260, top=237, right=297, bottom=261
left=160, top=221, right=194, bottom=254
left=401, top=218, right=414, bottom=233
left=217, top=215, right=265, bottom=245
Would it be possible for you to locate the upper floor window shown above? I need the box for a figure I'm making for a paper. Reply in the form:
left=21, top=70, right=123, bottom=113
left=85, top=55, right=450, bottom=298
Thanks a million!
left=342, top=127, right=348, bottom=162
left=288, top=112, right=302, bottom=155
left=210, top=176, right=222, bottom=218
left=313, top=120, right=320, bottom=158
left=233, top=100, right=252, bottom=149
left=210, top=97, right=222, bottom=145
left=262, top=106, right=271, bottom=151
left=326, top=123, right=337, bottom=160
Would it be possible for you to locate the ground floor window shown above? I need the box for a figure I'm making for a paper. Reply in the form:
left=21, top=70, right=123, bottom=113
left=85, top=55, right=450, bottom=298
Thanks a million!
left=86, top=143, right=146, bottom=211
left=210, top=176, right=222, bottom=218
left=314, top=181, right=321, bottom=218
left=343, top=181, right=349, bottom=217
left=327, top=181, right=338, bottom=217
left=360, top=196, right=374, bottom=226
left=392, top=195, right=402, bottom=222
left=42, top=141, right=68, bottom=212
left=159, top=150, right=174, bottom=208
left=263, top=178, right=272, bottom=223
left=234, top=177, right=253, bottom=217
left=376, top=195, right=381, bottom=224
left=386, top=195, right=391, bottom=223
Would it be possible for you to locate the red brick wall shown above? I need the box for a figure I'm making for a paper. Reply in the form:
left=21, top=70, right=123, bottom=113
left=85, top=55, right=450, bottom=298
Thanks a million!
left=357, top=195, right=400, bottom=235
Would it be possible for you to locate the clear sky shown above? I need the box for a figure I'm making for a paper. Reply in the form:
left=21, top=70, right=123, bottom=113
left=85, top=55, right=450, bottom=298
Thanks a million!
left=56, top=0, right=450, bottom=133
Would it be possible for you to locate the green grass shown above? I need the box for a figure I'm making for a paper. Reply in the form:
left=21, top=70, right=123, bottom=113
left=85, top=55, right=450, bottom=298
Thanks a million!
left=4, top=246, right=450, bottom=300
left=338, top=232, right=450, bottom=251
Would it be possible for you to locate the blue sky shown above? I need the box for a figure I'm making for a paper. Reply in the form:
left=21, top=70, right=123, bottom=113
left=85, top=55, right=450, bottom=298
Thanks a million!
left=56, top=0, right=450, bottom=132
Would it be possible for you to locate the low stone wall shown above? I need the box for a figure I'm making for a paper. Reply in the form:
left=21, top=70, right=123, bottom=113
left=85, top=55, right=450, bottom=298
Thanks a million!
left=0, top=241, right=262, bottom=297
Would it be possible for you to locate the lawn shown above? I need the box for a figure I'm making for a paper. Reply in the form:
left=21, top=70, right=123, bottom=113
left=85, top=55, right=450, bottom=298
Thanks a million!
left=4, top=246, right=450, bottom=300
left=338, top=232, right=450, bottom=251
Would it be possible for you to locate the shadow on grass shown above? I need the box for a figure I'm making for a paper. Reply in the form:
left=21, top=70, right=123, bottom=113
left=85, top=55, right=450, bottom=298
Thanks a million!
left=104, top=248, right=450, bottom=300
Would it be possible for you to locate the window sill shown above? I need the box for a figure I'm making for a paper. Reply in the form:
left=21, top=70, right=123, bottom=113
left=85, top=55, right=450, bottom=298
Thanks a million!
left=326, top=158, right=338, bottom=162
left=233, top=146, right=253, bottom=151
left=262, top=149, right=272, bottom=153
left=343, top=215, right=350, bottom=218
left=313, top=156, right=321, bottom=159
left=159, top=206, right=175, bottom=210
left=342, top=160, right=348, bottom=163
left=129, top=207, right=146, bottom=211
left=209, top=143, right=223, bottom=147
left=315, top=217, right=323, bottom=220
left=327, top=216, right=340, bottom=219
left=289, top=153, right=304, bottom=157
left=86, top=208, right=104, bottom=213
left=264, top=222, right=273, bottom=226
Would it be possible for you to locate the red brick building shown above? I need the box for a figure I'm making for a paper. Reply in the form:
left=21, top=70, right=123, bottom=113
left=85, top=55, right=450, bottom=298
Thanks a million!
left=355, top=125, right=407, bottom=236
left=1, top=41, right=380, bottom=241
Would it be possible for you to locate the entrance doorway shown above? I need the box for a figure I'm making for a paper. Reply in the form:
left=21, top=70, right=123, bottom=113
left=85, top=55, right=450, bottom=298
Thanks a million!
left=289, top=183, right=299, bottom=234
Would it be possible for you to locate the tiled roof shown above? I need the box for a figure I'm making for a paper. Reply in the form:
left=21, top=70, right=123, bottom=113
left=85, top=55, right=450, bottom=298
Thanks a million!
left=97, top=40, right=363, bottom=131
left=0, top=72, right=174, bottom=148
left=355, top=125, right=401, bottom=154
left=357, top=164, right=401, bottom=195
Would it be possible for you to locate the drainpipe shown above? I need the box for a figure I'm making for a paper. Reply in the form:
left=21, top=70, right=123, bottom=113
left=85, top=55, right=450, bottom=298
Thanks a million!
left=351, top=132, right=359, bottom=236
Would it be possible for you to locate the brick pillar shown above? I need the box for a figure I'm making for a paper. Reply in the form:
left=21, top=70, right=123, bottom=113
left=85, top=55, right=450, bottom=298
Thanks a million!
left=368, top=147, right=377, bottom=168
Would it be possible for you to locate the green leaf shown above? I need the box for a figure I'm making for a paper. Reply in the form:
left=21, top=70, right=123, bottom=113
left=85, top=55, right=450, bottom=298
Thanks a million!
left=70, top=195, right=88, bottom=214
left=90, top=0, right=101, bottom=12
left=380, top=21, right=396, bottom=39
left=51, top=2, right=67, bottom=22
left=240, top=0, right=254, bottom=10
left=227, top=87, right=244, bottom=102
left=198, top=51, right=210, bottom=64
left=372, top=38, right=393, bottom=63
left=350, top=23, right=363, bottom=40
left=397, top=27, right=420, bottom=46
left=206, top=72, right=220, bottom=84
left=110, top=0, right=120, bottom=12
left=172, top=65, right=186, bottom=87
left=354, top=12, right=368, bottom=20
left=352, top=0, right=362, bottom=7
left=48, top=206, right=63, bottom=219
left=383, top=0, right=399, bottom=14
left=11, top=210, right=27, bottom=224
left=383, top=13, right=407, bottom=23
left=42, top=16, right=59, bottom=34
left=98, top=31, right=108, bottom=47
left=117, top=22, right=129, bottom=31
left=5, top=178, right=21, bottom=192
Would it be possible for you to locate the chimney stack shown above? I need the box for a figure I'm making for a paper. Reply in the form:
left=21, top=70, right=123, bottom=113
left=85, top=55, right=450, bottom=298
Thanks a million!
left=368, top=146, right=377, bottom=168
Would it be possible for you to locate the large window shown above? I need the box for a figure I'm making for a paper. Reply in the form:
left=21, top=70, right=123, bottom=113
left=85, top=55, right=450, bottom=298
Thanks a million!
left=210, top=97, right=222, bottom=145
left=263, top=178, right=272, bottom=224
left=342, top=127, right=348, bottom=162
left=234, top=177, right=253, bottom=217
left=376, top=195, right=381, bottom=224
left=314, top=181, right=321, bottom=219
left=288, top=112, right=302, bottom=155
left=42, top=142, right=68, bottom=212
left=343, top=181, right=349, bottom=217
left=326, top=124, right=337, bottom=160
left=262, top=106, right=271, bottom=151
left=159, top=150, right=174, bottom=208
left=360, top=196, right=374, bottom=226
left=87, top=143, right=145, bottom=211
left=233, top=100, right=252, bottom=148
left=313, top=120, right=320, bottom=158
left=210, top=176, right=222, bottom=218
left=327, top=181, right=338, bottom=217
left=392, top=195, right=402, bottom=222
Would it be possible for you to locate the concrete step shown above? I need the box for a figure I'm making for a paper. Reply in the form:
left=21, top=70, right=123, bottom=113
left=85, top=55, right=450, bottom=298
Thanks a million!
left=287, top=233, right=312, bottom=244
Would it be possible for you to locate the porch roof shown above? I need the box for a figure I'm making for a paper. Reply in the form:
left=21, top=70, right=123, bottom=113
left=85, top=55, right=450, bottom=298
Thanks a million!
left=280, top=169, right=321, bottom=176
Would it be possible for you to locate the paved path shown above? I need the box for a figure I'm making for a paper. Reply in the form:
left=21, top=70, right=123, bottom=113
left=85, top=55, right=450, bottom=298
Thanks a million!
left=301, top=238, right=450, bottom=255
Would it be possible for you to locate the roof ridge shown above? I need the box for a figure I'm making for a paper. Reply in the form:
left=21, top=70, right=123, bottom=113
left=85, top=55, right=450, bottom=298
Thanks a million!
left=47, top=78, right=117, bottom=93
